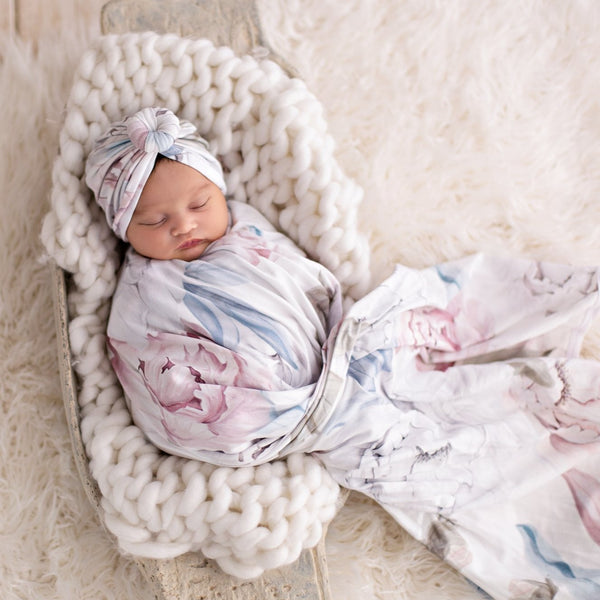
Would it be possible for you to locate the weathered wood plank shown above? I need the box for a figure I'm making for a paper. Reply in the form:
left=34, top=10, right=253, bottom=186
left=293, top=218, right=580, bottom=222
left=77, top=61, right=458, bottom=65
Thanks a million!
left=51, top=264, right=103, bottom=512
left=0, top=0, right=16, bottom=36
left=101, top=0, right=296, bottom=75
left=102, top=0, right=263, bottom=52
left=134, top=538, right=334, bottom=600
left=13, top=0, right=105, bottom=40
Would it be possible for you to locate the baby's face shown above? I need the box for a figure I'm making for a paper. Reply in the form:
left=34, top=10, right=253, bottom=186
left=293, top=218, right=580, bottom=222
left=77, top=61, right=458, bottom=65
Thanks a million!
left=127, top=159, right=228, bottom=260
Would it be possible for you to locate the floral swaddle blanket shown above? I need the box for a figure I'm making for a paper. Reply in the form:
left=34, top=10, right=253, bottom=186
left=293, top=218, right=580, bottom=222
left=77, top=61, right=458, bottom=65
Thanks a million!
left=109, top=200, right=600, bottom=599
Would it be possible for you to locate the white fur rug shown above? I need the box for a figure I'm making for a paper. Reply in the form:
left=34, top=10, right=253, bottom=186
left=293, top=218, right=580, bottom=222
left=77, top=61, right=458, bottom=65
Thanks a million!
left=2, top=1, right=600, bottom=598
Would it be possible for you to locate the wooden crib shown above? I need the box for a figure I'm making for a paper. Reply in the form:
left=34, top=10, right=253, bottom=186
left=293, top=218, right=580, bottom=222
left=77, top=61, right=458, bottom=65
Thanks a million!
left=50, top=1, right=355, bottom=598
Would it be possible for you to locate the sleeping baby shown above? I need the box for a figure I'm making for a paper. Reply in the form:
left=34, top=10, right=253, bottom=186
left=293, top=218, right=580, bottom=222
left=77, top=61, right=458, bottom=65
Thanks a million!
left=86, top=107, right=600, bottom=600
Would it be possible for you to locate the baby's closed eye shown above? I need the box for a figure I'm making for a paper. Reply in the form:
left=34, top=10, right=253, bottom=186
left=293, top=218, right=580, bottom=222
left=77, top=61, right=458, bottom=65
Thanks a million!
left=139, top=216, right=167, bottom=226
left=190, top=199, right=210, bottom=210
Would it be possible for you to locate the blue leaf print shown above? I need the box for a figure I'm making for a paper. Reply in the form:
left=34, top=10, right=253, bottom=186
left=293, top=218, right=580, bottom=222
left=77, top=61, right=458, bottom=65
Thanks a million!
left=185, top=261, right=248, bottom=287
left=348, top=349, right=393, bottom=391
left=248, top=225, right=263, bottom=237
left=183, top=292, right=228, bottom=345
left=517, top=524, right=600, bottom=598
left=519, top=524, right=575, bottom=578
left=435, top=264, right=462, bottom=289
left=183, top=262, right=298, bottom=370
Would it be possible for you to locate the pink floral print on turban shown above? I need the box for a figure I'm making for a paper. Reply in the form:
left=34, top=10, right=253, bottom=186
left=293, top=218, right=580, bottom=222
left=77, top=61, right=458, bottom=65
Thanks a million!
left=85, top=107, right=226, bottom=241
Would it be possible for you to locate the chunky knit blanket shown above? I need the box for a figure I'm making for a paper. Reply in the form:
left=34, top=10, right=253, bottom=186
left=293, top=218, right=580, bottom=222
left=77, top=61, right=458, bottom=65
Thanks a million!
left=41, top=31, right=370, bottom=577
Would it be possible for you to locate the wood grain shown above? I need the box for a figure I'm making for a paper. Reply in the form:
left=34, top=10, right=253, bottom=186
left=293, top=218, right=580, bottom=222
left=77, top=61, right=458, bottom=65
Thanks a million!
left=1, top=0, right=16, bottom=36
left=4, top=0, right=104, bottom=40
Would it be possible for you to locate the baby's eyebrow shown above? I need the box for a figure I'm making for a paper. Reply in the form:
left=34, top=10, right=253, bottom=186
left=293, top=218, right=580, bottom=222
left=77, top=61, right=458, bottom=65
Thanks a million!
left=193, top=184, right=210, bottom=194
left=132, top=207, right=166, bottom=221
left=133, top=208, right=158, bottom=217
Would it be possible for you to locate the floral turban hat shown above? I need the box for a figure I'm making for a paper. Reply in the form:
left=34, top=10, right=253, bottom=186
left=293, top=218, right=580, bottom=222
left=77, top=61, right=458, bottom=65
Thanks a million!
left=85, top=107, right=226, bottom=241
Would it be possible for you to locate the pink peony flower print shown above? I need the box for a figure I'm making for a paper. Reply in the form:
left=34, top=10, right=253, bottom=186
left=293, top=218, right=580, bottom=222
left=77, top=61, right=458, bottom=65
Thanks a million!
left=563, top=469, right=600, bottom=546
left=515, top=359, right=600, bottom=447
left=108, top=333, right=278, bottom=453
left=399, top=307, right=461, bottom=353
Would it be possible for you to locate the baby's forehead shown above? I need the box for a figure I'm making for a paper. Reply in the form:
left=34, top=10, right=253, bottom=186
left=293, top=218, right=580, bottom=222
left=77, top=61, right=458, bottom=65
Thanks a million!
left=138, top=162, right=213, bottom=205
left=132, top=201, right=156, bottom=215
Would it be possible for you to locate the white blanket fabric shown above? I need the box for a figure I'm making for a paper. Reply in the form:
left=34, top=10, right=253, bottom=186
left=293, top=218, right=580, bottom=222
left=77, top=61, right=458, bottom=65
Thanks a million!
left=110, top=194, right=600, bottom=598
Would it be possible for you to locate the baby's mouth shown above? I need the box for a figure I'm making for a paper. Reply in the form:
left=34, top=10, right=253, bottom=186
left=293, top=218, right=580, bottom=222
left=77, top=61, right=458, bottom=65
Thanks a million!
left=177, top=238, right=203, bottom=251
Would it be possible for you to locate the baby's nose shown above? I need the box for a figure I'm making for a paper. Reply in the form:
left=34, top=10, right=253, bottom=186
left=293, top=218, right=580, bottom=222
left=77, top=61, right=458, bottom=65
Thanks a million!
left=172, top=215, right=197, bottom=236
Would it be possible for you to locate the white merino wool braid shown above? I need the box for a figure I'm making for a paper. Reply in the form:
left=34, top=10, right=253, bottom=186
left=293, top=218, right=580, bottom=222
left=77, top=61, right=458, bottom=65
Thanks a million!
left=40, top=32, right=371, bottom=577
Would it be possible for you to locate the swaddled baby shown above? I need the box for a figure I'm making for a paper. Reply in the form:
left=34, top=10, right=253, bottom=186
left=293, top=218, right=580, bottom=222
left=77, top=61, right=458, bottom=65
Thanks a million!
left=87, top=108, right=600, bottom=600
left=86, top=107, right=343, bottom=462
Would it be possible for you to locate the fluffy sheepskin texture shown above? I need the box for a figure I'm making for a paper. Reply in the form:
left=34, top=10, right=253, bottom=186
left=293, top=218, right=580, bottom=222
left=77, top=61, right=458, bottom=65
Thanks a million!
left=2, top=1, right=600, bottom=598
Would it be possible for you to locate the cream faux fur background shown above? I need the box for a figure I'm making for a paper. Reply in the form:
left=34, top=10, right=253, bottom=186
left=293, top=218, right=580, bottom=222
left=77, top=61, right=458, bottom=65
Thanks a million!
left=2, top=1, right=600, bottom=599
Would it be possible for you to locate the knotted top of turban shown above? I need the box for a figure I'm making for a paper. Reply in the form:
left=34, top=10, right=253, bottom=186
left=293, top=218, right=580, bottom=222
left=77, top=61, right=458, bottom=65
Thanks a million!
left=85, top=107, right=226, bottom=241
